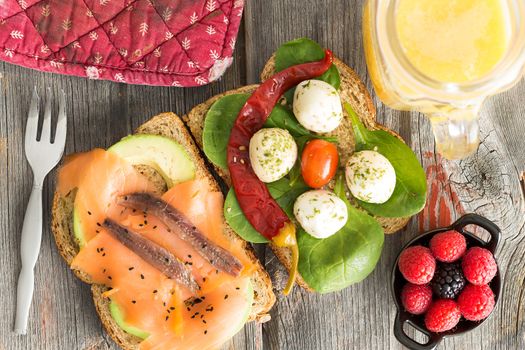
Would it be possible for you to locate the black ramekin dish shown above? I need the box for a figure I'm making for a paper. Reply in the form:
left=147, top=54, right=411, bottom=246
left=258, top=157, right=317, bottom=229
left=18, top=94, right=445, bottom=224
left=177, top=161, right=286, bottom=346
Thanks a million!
left=391, top=213, right=502, bottom=350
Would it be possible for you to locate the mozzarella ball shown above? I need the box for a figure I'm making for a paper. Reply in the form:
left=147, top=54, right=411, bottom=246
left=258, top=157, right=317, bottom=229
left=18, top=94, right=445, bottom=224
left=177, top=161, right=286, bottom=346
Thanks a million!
left=345, top=150, right=396, bottom=204
left=249, top=128, right=297, bottom=183
left=293, top=80, right=343, bottom=133
left=293, top=190, right=348, bottom=239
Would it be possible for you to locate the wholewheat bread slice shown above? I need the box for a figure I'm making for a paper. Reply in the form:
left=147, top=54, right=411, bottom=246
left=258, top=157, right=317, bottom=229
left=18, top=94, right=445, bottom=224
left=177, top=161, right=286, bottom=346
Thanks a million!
left=183, top=55, right=411, bottom=291
left=51, top=113, right=276, bottom=350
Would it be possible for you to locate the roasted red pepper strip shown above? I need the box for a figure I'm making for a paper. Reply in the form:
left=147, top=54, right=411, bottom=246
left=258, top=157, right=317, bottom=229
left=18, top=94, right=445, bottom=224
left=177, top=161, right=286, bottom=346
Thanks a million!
left=227, top=50, right=333, bottom=294
left=227, top=49, right=333, bottom=238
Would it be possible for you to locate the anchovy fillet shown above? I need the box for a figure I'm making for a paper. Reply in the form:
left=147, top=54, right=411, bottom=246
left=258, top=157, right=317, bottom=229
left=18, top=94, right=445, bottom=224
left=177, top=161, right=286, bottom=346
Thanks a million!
left=118, top=193, right=243, bottom=276
left=103, top=219, right=199, bottom=293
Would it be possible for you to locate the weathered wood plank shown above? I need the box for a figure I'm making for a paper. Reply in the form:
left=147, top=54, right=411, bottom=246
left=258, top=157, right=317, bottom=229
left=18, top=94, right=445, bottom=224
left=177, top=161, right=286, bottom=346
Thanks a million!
left=1, top=1, right=525, bottom=350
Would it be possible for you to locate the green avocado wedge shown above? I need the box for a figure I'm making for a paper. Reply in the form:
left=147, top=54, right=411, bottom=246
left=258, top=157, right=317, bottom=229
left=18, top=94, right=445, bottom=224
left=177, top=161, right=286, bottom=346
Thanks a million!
left=297, top=175, right=384, bottom=293
left=72, top=206, right=86, bottom=248
left=109, top=301, right=150, bottom=340
left=344, top=103, right=427, bottom=218
left=203, top=94, right=336, bottom=171
left=108, top=134, right=195, bottom=188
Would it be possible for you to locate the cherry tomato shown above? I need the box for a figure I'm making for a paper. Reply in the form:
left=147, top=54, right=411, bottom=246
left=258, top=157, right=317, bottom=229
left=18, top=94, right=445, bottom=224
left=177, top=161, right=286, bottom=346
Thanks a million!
left=301, top=139, right=339, bottom=188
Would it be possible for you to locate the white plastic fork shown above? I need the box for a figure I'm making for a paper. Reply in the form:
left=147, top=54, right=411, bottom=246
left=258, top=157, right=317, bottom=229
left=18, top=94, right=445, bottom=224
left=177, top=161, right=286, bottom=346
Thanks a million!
left=14, top=87, right=67, bottom=335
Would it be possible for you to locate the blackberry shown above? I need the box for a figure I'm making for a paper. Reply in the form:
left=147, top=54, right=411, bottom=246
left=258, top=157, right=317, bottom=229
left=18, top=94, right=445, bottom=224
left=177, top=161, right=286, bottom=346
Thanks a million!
left=431, top=263, right=466, bottom=299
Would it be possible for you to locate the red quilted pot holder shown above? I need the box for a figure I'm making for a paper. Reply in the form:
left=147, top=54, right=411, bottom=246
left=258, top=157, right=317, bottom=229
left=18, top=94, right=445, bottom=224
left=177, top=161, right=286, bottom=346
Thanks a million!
left=0, top=0, right=244, bottom=86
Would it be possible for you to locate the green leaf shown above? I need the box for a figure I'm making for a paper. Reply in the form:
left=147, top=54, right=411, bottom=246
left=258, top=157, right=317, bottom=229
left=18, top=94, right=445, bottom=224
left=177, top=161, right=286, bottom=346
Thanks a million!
left=224, top=178, right=309, bottom=243
left=202, top=94, right=248, bottom=170
left=263, top=105, right=313, bottom=139
left=274, top=38, right=341, bottom=90
left=224, top=190, right=269, bottom=243
left=274, top=38, right=341, bottom=106
left=203, top=94, right=335, bottom=170
left=297, top=175, right=384, bottom=293
left=344, top=103, right=427, bottom=217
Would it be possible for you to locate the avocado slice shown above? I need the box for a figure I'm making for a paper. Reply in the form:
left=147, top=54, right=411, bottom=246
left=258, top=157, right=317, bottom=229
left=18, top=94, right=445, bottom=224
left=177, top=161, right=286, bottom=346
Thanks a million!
left=108, top=134, right=195, bottom=188
left=109, top=301, right=150, bottom=340
left=73, top=206, right=86, bottom=248
left=231, top=281, right=254, bottom=336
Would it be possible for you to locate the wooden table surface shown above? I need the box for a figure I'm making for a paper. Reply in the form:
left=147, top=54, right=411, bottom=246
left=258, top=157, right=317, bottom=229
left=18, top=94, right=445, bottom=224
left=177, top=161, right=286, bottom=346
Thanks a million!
left=1, top=1, right=525, bottom=349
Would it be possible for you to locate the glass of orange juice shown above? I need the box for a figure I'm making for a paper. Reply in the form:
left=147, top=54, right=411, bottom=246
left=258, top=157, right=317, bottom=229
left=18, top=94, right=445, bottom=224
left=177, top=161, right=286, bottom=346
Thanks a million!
left=363, top=0, right=525, bottom=159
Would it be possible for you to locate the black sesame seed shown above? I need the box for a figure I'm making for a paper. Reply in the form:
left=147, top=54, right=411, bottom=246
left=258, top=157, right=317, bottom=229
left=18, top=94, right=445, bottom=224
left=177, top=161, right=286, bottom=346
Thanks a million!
left=153, top=290, right=158, bottom=294
left=129, top=267, right=134, bottom=271
left=224, top=295, right=228, bottom=300
left=203, top=320, right=207, bottom=324
left=188, top=254, right=192, bottom=258
left=108, top=276, right=112, bottom=280
left=153, top=225, right=157, bottom=229
left=204, top=330, right=207, bottom=335
left=140, top=274, right=145, bottom=279
left=132, top=300, right=136, bottom=304
left=165, top=316, right=169, bottom=321
left=102, top=253, right=106, bottom=257
left=87, top=211, right=92, bottom=215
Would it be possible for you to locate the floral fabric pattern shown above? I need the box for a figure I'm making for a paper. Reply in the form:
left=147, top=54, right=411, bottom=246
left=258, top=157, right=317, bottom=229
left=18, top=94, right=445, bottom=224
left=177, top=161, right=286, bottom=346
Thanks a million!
left=0, top=0, right=244, bottom=86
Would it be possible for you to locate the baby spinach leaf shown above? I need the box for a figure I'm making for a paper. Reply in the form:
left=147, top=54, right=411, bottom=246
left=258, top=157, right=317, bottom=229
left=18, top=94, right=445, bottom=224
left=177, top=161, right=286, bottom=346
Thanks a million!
left=297, top=175, right=384, bottom=293
left=224, top=178, right=309, bottom=243
left=344, top=103, right=427, bottom=217
left=274, top=38, right=341, bottom=90
left=202, top=94, right=247, bottom=170
left=203, top=94, right=335, bottom=170
left=224, top=190, right=269, bottom=243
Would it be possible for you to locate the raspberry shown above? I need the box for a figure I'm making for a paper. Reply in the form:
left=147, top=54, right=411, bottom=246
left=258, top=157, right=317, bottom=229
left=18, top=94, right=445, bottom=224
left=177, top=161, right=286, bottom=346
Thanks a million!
left=398, top=246, right=436, bottom=285
left=457, top=284, right=495, bottom=321
left=424, top=299, right=461, bottom=333
left=462, top=247, right=497, bottom=285
left=431, top=263, right=466, bottom=299
left=429, top=230, right=467, bottom=262
left=401, top=283, right=432, bottom=315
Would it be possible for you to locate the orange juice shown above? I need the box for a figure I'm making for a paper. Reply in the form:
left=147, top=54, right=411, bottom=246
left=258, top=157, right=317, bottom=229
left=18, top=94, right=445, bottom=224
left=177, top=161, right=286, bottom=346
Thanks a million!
left=362, top=0, right=525, bottom=159
left=395, top=0, right=510, bottom=83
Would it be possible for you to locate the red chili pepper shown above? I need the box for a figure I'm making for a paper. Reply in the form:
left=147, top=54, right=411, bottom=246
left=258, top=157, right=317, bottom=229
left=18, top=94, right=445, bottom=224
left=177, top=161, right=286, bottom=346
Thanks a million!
left=227, top=50, right=333, bottom=238
left=226, top=50, right=333, bottom=294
